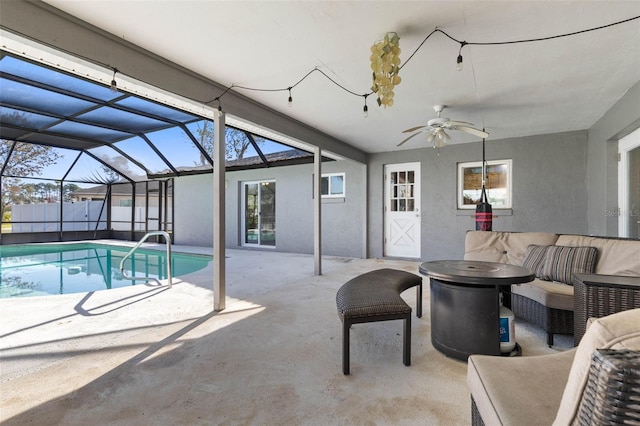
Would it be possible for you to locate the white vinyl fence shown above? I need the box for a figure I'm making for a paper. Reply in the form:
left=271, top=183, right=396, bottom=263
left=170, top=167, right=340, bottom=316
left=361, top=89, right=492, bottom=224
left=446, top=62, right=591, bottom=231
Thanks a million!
left=10, top=201, right=171, bottom=232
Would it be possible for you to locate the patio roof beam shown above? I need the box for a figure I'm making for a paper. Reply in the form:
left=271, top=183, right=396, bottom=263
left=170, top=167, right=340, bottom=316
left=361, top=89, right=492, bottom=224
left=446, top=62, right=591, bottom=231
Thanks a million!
left=177, top=122, right=213, bottom=166
left=103, top=143, right=153, bottom=178
left=60, top=150, right=83, bottom=182
left=137, top=133, right=180, bottom=176
left=82, top=150, right=135, bottom=185
left=0, top=140, right=16, bottom=176
left=245, top=132, right=270, bottom=167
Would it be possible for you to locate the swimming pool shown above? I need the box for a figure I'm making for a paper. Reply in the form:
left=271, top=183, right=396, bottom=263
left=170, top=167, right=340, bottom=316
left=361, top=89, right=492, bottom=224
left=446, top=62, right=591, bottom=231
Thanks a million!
left=0, top=243, right=212, bottom=298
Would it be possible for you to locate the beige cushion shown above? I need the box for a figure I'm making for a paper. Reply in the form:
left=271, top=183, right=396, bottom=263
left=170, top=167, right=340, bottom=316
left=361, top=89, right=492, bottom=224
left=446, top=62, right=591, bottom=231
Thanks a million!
left=468, top=349, right=576, bottom=426
left=555, top=235, right=640, bottom=275
left=465, top=231, right=559, bottom=265
left=512, top=278, right=574, bottom=311
left=552, top=308, right=640, bottom=425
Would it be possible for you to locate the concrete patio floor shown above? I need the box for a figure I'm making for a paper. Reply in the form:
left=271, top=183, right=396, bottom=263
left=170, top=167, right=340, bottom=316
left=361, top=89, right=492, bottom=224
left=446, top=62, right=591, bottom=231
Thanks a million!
left=0, top=245, right=572, bottom=425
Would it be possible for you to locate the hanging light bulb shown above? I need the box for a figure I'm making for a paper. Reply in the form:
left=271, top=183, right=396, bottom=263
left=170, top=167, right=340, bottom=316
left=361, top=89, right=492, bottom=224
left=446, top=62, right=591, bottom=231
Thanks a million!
left=363, top=94, right=369, bottom=118
left=110, top=68, right=118, bottom=93
left=287, top=88, right=293, bottom=107
left=456, top=41, right=467, bottom=72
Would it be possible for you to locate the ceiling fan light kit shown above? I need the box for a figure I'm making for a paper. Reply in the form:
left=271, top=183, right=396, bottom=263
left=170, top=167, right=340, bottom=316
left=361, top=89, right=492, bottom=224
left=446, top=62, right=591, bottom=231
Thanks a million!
left=396, top=105, right=489, bottom=149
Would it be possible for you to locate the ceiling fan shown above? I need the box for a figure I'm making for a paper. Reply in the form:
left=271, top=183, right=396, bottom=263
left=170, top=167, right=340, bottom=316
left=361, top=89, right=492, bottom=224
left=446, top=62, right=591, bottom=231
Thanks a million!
left=397, top=105, right=489, bottom=148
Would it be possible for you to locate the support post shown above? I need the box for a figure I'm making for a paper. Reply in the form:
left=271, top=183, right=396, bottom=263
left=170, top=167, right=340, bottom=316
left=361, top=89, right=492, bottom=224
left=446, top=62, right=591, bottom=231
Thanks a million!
left=213, top=110, right=226, bottom=311
left=314, top=146, right=322, bottom=275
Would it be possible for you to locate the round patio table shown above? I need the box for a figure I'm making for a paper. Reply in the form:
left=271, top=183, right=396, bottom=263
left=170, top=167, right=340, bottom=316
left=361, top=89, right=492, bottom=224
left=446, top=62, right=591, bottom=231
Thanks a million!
left=419, top=260, right=534, bottom=361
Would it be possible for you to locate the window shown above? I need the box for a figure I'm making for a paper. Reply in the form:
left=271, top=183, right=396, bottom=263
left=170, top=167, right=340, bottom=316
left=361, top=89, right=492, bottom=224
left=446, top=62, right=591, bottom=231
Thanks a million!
left=457, top=160, right=512, bottom=209
left=119, top=199, right=132, bottom=207
left=321, top=173, right=345, bottom=198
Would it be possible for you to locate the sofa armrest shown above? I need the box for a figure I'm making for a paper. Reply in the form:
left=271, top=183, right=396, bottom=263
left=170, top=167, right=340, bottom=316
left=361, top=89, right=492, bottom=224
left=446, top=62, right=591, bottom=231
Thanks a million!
left=573, top=273, right=640, bottom=345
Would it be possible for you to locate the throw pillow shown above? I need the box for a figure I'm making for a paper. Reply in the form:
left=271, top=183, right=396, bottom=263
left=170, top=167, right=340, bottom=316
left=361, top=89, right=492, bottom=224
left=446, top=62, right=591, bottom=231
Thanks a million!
left=521, top=244, right=549, bottom=278
left=541, top=245, right=598, bottom=285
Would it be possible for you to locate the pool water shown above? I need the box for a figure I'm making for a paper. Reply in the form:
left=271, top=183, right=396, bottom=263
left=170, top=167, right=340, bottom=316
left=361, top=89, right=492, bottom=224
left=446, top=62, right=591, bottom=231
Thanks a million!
left=0, top=243, right=211, bottom=298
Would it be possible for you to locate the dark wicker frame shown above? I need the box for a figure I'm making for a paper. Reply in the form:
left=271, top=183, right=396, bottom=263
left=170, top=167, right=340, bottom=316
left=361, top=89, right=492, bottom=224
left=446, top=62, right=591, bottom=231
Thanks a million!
left=471, top=396, right=485, bottom=426
left=576, top=349, right=640, bottom=425
left=573, top=274, right=640, bottom=346
left=510, top=292, right=573, bottom=346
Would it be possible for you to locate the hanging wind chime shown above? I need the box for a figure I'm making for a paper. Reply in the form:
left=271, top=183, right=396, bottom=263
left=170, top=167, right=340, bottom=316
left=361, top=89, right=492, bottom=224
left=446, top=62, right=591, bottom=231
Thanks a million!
left=475, top=135, right=493, bottom=231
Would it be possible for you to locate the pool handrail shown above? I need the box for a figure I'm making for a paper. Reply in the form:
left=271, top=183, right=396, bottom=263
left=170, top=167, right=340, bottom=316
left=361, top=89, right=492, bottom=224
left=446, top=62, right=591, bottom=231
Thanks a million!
left=119, top=231, right=172, bottom=288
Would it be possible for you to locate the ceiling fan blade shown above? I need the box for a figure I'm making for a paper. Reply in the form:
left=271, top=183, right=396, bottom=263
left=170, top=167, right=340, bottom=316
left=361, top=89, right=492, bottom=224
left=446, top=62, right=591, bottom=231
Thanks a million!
left=450, top=125, right=489, bottom=139
left=446, top=120, right=474, bottom=127
left=402, top=125, right=426, bottom=133
left=397, top=132, right=422, bottom=147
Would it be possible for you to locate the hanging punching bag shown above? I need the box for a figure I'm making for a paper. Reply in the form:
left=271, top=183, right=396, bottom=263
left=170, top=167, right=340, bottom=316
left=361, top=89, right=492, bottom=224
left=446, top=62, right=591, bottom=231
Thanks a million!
left=475, top=186, right=493, bottom=231
left=475, top=136, right=493, bottom=231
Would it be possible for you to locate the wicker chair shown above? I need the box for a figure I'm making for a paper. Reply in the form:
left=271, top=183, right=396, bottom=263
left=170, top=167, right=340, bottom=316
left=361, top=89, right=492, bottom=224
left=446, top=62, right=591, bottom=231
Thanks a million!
left=467, top=309, right=640, bottom=426
left=470, top=349, right=640, bottom=426
left=576, top=349, right=640, bottom=425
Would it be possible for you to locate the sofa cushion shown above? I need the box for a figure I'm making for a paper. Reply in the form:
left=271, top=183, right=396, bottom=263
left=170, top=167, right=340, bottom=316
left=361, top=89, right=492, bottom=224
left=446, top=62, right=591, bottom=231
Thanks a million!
left=540, top=245, right=598, bottom=285
left=555, top=235, right=640, bottom=276
left=465, top=231, right=559, bottom=266
left=468, top=349, right=576, bottom=426
left=553, top=308, right=640, bottom=425
left=521, top=244, right=549, bottom=278
left=512, top=278, right=574, bottom=311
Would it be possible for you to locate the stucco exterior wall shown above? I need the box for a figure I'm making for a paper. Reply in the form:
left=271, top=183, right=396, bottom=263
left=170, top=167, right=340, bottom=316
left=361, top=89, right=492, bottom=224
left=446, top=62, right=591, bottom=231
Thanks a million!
left=368, top=130, right=589, bottom=260
left=587, top=81, right=640, bottom=236
left=173, top=159, right=367, bottom=257
left=173, top=88, right=640, bottom=259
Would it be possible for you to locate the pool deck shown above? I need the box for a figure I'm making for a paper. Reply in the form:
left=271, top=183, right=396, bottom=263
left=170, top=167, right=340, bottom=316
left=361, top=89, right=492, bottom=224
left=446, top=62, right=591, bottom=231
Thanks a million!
left=0, top=244, right=571, bottom=425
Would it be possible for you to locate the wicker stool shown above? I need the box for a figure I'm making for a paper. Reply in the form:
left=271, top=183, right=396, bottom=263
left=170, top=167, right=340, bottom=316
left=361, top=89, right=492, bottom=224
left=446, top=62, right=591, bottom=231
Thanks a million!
left=336, top=268, right=422, bottom=375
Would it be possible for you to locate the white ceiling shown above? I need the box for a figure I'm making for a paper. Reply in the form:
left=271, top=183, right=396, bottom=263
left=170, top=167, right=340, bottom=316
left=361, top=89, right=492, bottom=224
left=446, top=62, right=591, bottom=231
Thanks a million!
left=44, top=1, right=640, bottom=154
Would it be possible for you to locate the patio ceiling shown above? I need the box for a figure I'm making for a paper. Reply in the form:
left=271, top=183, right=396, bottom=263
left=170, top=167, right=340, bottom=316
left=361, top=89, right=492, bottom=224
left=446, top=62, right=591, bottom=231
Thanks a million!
left=33, top=1, right=640, bottom=153
left=0, top=52, right=319, bottom=184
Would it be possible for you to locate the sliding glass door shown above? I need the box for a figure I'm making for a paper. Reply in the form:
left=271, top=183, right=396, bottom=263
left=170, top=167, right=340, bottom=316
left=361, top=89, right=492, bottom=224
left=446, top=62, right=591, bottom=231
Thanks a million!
left=243, top=181, right=276, bottom=247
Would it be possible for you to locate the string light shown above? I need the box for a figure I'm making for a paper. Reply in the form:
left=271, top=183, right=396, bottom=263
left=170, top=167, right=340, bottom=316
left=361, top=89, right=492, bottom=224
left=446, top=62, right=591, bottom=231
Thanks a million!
left=456, top=42, right=466, bottom=71
left=191, top=15, right=638, bottom=116
left=110, top=68, right=118, bottom=93
left=363, top=94, right=369, bottom=118
left=42, top=15, right=637, bottom=119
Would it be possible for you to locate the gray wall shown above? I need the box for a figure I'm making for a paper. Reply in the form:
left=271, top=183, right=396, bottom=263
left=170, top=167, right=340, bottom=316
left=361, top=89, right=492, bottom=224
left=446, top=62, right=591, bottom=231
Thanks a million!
left=368, top=131, right=590, bottom=261
left=174, top=159, right=367, bottom=257
left=174, top=174, right=214, bottom=246
left=587, top=81, right=640, bottom=236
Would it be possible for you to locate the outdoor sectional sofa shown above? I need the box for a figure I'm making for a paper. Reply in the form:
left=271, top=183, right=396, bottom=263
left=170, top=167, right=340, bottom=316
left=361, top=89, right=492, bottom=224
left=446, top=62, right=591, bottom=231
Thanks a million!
left=464, top=230, right=640, bottom=346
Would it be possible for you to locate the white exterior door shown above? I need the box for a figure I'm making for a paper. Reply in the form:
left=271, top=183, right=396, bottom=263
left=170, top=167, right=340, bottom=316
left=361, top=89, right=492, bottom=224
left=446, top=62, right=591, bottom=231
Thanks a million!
left=384, top=162, right=421, bottom=258
left=618, top=129, right=640, bottom=238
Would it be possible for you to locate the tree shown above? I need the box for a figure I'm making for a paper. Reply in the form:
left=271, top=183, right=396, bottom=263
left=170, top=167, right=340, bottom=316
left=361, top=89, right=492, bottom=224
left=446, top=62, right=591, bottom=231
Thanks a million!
left=1, top=139, right=62, bottom=215
left=63, top=183, right=80, bottom=202
left=194, top=121, right=264, bottom=165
